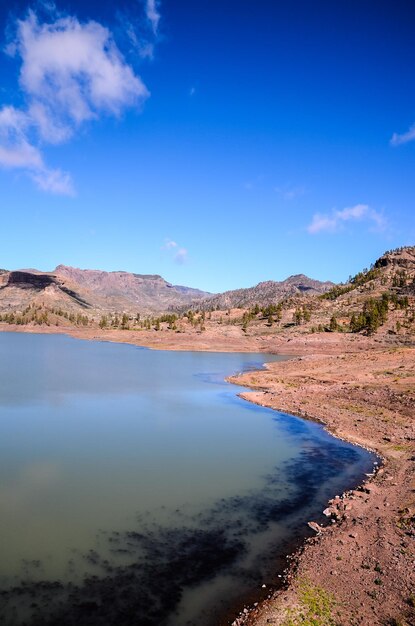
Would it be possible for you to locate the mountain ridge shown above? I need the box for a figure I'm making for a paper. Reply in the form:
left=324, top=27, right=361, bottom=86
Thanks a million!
left=190, top=273, right=335, bottom=310
left=1, top=247, right=413, bottom=321
left=0, top=263, right=334, bottom=315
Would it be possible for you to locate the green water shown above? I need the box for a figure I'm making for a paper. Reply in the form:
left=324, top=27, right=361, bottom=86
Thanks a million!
left=0, top=333, right=375, bottom=625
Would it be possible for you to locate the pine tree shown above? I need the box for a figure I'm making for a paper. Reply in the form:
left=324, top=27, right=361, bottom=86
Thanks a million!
left=329, top=315, right=338, bottom=332
left=99, top=315, right=108, bottom=329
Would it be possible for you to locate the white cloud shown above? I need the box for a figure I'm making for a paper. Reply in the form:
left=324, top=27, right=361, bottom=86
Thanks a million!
left=390, top=125, right=415, bottom=146
left=0, top=105, right=42, bottom=168
left=31, top=167, right=74, bottom=195
left=307, top=204, right=386, bottom=234
left=162, top=238, right=178, bottom=250
left=174, top=248, right=188, bottom=264
left=0, top=9, right=149, bottom=193
left=162, top=239, right=188, bottom=264
left=0, top=104, right=74, bottom=194
left=145, top=0, right=160, bottom=35
left=14, top=11, right=149, bottom=138
left=307, top=214, right=337, bottom=234
left=336, top=204, right=368, bottom=220
left=0, top=141, right=40, bottom=169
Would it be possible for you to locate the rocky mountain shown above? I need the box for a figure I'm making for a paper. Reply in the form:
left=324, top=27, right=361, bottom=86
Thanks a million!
left=53, top=265, right=209, bottom=312
left=193, top=274, right=335, bottom=310
left=1, top=248, right=413, bottom=324
left=0, top=270, right=92, bottom=311
left=372, top=247, right=415, bottom=295
left=0, top=265, right=335, bottom=316
left=0, top=266, right=211, bottom=315
left=374, top=246, right=415, bottom=270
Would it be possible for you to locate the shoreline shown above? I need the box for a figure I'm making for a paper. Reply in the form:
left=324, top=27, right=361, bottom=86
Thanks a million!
left=0, top=323, right=284, bottom=353
left=228, top=349, right=415, bottom=626
left=226, top=391, right=382, bottom=625
left=1, top=324, right=414, bottom=625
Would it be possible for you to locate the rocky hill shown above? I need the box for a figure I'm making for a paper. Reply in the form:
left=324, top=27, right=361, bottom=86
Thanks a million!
left=0, top=266, right=211, bottom=315
left=0, top=249, right=414, bottom=338
left=0, top=264, right=334, bottom=317
left=193, top=274, right=334, bottom=310
left=254, top=245, right=415, bottom=337
left=53, top=265, right=209, bottom=313
left=182, top=245, right=415, bottom=342
left=0, top=270, right=93, bottom=312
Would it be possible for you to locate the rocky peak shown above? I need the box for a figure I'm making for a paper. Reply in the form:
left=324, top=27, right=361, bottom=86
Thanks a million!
left=374, top=246, right=415, bottom=270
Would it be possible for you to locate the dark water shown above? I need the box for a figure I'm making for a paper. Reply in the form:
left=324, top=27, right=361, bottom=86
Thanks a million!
left=0, top=333, right=375, bottom=626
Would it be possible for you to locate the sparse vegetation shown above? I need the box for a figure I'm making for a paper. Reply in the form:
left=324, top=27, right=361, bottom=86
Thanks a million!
left=281, top=580, right=337, bottom=626
left=320, top=266, right=382, bottom=301
left=0, top=248, right=414, bottom=343
left=0, top=305, right=90, bottom=327
left=348, top=292, right=410, bottom=334
left=293, top=305, right=311, bottom=325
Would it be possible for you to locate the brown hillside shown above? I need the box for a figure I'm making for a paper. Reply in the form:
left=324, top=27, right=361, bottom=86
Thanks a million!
left=0, top=266, right=211, bottom=317
left=193, top=274, right=334, bottom=311
left=0, top=247, right=413, bottom=339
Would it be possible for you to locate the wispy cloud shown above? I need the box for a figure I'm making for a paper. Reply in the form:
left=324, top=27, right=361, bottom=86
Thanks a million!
left=174, top=248, right=188, bottom=264
left=162, top=238, right=178, bottom=250
left=121, top=15, right=154, bottom=60
left=31, top=166, right=74, bottom=195
left=0, top=105, right=42, bottom=169
left=116, top=1, right=162, bottom=62
left=0, top=9, right=149, bottom=193
left=307, top=204, right=386, bottom=234
left=162, top=238, right=189, bottom=264
left=275, top=184, right=306, bottom=201
left=0, top=103, right=75, bottom=193
left=390, top=124, right=415, bottom=146
left=145, top=0, right=160, bottom=35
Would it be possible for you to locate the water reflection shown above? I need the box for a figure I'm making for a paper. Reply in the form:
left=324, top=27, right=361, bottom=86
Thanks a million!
left=0, top=333, right=375, bottom=625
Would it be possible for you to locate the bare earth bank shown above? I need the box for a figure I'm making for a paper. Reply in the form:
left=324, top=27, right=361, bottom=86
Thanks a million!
left=229, top=347, right=415, bottom=626
left=1, top=323, right=414, bottom=625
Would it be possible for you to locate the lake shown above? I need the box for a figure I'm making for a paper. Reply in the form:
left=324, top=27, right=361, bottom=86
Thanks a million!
left=0, top=332, right=375, bottom=625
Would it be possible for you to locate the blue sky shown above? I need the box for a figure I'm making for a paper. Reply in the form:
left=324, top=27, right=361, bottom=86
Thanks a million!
left=0, top=0, right=414, bottom=292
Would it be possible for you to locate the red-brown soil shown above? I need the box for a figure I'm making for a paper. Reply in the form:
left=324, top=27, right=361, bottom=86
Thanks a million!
left=229, top=346, right=415, bottom=626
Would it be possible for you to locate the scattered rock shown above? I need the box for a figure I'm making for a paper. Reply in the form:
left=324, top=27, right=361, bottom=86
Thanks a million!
left=308, top=521, right=323, bottom=534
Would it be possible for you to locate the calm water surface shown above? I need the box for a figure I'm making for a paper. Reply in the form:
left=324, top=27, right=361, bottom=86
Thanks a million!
left=0, top=333, right=375, bottom=625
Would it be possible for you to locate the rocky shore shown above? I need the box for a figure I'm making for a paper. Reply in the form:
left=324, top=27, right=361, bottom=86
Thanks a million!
left=228, top=343, right=415, bottom=626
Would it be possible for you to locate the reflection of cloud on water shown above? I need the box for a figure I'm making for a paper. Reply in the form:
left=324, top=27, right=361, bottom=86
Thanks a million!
left=0, top=461, right=61, bottom=513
